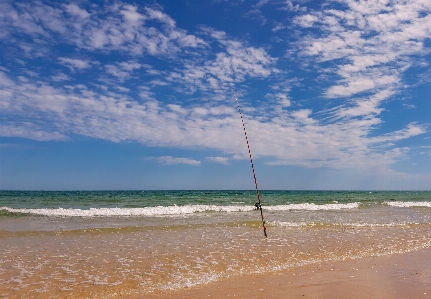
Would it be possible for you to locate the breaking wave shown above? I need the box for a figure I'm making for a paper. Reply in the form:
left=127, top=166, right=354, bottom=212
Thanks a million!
left=265, top=202, right=360, bottom=211
left=0, top=202, right=360, bottom=217
left=385, top=201, right=431, bottom=208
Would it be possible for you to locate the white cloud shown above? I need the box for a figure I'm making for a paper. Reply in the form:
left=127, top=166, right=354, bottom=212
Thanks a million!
left=1, top=2, right=207, bottom=57
left=0, top=124, right=66, bottom=141
left=105, top=60, right=142, bottom=81
left=275, top=93, right=291, bottom=107
left=63, top=3, right=90, bottom=19
left=105, top=65, right=130, bottom=81
left=370, top=123, right=427, bottom=144
left=155, top=156, right=201, bottom=166
left=144, top=7, right=176, bottom=28
left=118, top=61, right=142, bottom=72
left=71, top=4, right=208, bottom=55
left=206, top=156, right=229, bottom=164
left=51, top=73, right=70, bottom=82
left=120, top=4, right=144, bottom=23
left=272, top=22, right=288, bottom=32
left=58, top=57, right=92, bottom=71
left=325, top=74, right=399, bottom=98
left=255, top=0, right=269, bottom=8
left=295, top=0, right=431, bottom=103
left=294, top=14, right=319, bottom=27
left=280, top=0, right=307, bottom=12
left=162, top=28, right=278, bottom=95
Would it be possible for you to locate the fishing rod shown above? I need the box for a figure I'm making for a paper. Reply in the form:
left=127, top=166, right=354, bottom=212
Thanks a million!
left=233, top=90, right=267, bottom=237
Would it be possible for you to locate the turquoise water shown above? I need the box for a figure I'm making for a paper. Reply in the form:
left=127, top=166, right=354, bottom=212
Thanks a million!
left=1, top=190, right=431, bottom=231
left=2, top=190, right=430, bottom=209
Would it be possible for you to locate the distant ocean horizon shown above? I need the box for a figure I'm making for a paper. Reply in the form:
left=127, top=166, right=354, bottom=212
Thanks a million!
left=1, top=190, right=431, bottom=298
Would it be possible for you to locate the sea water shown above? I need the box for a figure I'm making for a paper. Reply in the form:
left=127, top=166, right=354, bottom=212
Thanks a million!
left=1, top=190, right=431, bottom=298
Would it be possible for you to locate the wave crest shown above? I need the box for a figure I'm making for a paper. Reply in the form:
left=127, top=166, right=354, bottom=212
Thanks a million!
left=265, top=202, right=360, bottom=211
left=0, top=202, right=360, bottom=217
left=385, top=201, right=431, bottom=208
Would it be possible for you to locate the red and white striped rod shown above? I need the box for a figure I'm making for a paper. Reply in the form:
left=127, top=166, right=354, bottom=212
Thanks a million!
left=233, top=90, right=267, bottom=237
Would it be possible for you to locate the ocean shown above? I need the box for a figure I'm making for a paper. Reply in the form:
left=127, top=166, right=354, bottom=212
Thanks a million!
left=1, top=190, right=431, bottom=298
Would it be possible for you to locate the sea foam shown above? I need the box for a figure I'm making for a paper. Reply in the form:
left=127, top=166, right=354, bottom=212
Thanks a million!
left=265, top=202, right=360, bottom=211
left=0, top=202, right=360, bottom=217
left=385, top=201, right=431, bottom=208
left=0, top=205, right=254, bottom=217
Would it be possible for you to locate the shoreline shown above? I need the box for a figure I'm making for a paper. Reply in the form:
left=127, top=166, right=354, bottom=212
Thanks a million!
left=135, top=247, right=431, bottom=299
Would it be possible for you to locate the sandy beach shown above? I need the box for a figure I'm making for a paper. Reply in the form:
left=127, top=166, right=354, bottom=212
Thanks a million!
left=138, top=248, right=431, bottom=299
left=2, top=191, right=431, bottom=298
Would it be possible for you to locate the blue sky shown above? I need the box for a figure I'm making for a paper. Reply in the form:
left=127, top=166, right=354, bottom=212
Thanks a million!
left=1, top=0, right=430, bottom=190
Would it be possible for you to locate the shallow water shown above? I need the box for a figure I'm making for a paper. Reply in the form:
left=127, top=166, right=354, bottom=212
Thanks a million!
left=1, top=191, right=431, bottom=298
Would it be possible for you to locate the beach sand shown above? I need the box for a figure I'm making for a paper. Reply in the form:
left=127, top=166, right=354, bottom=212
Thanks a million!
left=136, top=248, right=431, bottom=299
left=2, top=223, right=430, bottom=298
left=2, top=195, right=431, bottom=299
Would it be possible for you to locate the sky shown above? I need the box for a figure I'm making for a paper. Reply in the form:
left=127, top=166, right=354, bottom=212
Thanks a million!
left=0, top=0, right=430, bottom=190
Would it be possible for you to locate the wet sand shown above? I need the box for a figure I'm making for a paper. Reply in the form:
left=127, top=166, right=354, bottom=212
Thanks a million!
left=2, top=224, right=431, bottom=298
left=138, top=247, right=431, bottom=299
left=2, top=202, right=431, bottom=299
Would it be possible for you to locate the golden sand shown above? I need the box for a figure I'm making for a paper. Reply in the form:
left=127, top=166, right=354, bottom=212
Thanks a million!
left=1, top=222, right=430, bottom=298
left=137, top=248, right=431, bottom=299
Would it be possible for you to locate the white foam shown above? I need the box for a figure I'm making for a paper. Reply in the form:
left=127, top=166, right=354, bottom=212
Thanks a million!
left=385, top=201, right=431, bottom=208
left=0, top=205, right=255, bottom=217
left=269, top=221, right=306, bottom=227
left=270, top=221, right=414, bottom=228
left=265, top=202, right=360, bottom=211
left=0, top=202, right=361, bottom=217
